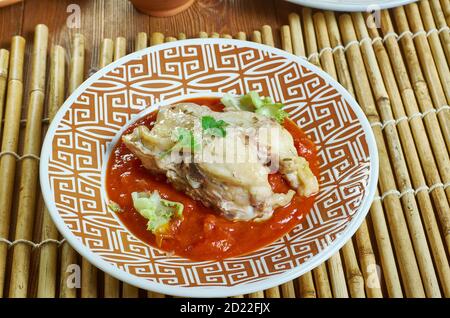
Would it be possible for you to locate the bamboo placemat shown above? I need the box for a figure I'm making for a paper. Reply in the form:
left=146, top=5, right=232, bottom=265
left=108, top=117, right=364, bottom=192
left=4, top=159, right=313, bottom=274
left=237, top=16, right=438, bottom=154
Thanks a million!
left=0, top=0, right=449, bottom=298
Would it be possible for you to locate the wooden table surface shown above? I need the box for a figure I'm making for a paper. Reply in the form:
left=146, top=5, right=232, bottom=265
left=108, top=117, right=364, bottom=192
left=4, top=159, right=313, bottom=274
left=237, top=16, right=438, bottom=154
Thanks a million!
left=0, top=0, right=301, bottom=75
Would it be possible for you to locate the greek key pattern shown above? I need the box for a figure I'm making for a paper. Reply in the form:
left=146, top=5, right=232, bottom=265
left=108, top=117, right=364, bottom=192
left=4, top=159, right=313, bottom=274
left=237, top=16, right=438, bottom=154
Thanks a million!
left=46, top=42, right=371, bottom=287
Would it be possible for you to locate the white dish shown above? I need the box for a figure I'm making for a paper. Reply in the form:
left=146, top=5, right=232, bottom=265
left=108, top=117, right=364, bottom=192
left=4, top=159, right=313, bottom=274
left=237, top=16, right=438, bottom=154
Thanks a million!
left=40, top=39, right=378, bottom=297
left=286, top=0, right=417, bottom=12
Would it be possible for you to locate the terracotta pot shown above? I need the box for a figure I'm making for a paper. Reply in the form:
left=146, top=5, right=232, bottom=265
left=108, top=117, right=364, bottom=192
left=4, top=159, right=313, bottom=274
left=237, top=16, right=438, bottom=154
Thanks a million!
left=130, top=0, right=195, bottom=17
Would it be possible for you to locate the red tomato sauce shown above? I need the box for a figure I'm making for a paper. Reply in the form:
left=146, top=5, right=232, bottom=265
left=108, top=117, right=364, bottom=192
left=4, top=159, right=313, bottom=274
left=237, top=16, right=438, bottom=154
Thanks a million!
left=106, top=98, right=320, bottom=261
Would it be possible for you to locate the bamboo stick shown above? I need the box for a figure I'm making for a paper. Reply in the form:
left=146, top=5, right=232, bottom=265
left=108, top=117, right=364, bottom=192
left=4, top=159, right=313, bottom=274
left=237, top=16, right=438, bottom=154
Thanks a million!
left=251, top=31, right=262, bottom=44
left=288, top=13, right=305, bottom=57
left=313, top=13, right=337, bottom=78
left=59, top=33, right=84, bottom=299
left=314, top=12, right=372, bottom=298
left=36, top=45, right=65, bottom=298
left=0, top=49, right=9, bottom=140
left=0, top=35, right=25, bottom=298
left=104, top=266, right=118, bottom=298
left=150, top=32, right=164, bottom=46
left=324, top=11, right=390, bottom=298
left=67, top=34, right=85, bottom=95
left=361, top=12, right=450, bottom=297
left=428, top=0, right=450, bottom=64
left=324, top=11, right=355, bottom=97
left=280, top=25, right=293, bottom=54
left=443, top=0, right=450, bottom=25
left=381, top=8, right=450, bottom=235
left=302, top=11, right=352, bottom=298
left=380, top=6, right=450, bottom=199
left=297, top=271, right=316, bottom=298
left=165, top=36, right=177, bottom=42
left=391, top=7, right=450, bottom=211
left=135, top=32, right=147, bottom=51
left=302, top=8, right=320, bottom=67
left=248, top=290, right=264, bottom=298
left=264, top=286, right=280, bottom=298
left=122, top=282, right=139, bottom=298
left=351, top=12, right=441, bottom=298
left=408, top=3, right=450, bottom=104
left=369, top=191, right=403, bottom=297
left=80, top=38, right=115, bottom=299
left=341, top=241, right=366, bottom=298
left=99, top=39, right=113, bottom=70
left=235, top=32, right=246, bottom=41
left=280, top=280, right=296, bottom=298
left=261, top=25, right=274, bottom=47
left=400, top=5, right=450, bottom=151
left=150, top=32, right=165, bottom=45
left=177, top=33, right=186, bottom=40
left=352, top=223, right=382, bottom=298
left=148, top=291, right=165, bottom=298
left=313, top=264, right=332, bottom=298
left=339, top=14, right=425, bottom=298
left=418, top=0, right=450, bottom=75
left=326, top=253, right=349, bottom=298
left=81, top=259, right=97, bottom=298
left=46, top=46, right=66, bottom=122
left=114, top=37, right=126, bottom=61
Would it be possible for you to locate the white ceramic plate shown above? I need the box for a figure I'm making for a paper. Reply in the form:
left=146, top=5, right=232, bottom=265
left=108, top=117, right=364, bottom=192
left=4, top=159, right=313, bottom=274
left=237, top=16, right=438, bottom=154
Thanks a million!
left=40, top=39, right=378, bottom=297
left=286, top=0, right=417, bottom=11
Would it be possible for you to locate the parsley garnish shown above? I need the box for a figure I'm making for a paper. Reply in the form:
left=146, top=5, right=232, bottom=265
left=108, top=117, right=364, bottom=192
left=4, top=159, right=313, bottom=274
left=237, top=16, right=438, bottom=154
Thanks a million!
left=221, top=91, right=289, bottom=124
left=255, top=104, right=289, bottom=123
left=201, top=116, right=228, bottom=137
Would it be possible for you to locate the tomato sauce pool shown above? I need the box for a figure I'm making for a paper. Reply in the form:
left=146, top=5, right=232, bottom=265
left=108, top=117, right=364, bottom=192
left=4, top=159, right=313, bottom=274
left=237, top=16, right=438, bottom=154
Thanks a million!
left=106, top=98, right=320, bottom=261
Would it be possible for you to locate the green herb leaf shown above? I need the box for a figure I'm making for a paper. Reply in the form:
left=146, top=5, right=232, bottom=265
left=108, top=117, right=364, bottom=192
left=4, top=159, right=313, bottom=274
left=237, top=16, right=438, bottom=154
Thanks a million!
left=131, top=191, right=184, bottom=234
left=107, top=201, right=123, bottom=213
left=202, top=116, right=228, bottom=137
left=239, top=91, right=265, bottom=109
left=220, top=94, right=240, bottom=110
left=236, top=91, right=289, bottom=123
left=255, top=104, right=289, bottom=124
left=262, top=96, right=274, bottom=104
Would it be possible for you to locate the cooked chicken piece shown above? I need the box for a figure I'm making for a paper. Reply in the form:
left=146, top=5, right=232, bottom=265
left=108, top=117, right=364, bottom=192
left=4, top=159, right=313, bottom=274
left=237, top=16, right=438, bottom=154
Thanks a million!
left=122, top=103, right=318, bottom=222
